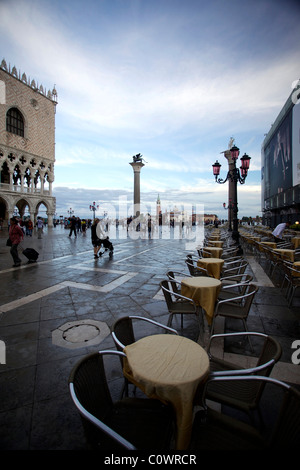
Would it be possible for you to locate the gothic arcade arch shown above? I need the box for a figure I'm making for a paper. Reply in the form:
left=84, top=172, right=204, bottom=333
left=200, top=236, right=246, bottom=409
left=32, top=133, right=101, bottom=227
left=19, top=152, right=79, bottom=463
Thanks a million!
left=0, top=196, right=8, bottom=223
left=35, top=200, right=50, bottom=223
left=15, top=197, right=33, bottom=219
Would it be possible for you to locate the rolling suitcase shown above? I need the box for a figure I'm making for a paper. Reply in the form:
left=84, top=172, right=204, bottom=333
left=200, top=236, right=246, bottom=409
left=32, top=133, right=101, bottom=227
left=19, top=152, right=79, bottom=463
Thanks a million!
left=23, top=248, right=39, bottom=262
left=101, top=237, right=114, bottom=258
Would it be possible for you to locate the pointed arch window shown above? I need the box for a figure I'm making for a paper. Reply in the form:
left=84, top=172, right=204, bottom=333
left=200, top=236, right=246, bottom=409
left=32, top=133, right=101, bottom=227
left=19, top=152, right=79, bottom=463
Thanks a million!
left=6, top=107, right=24, bottom=137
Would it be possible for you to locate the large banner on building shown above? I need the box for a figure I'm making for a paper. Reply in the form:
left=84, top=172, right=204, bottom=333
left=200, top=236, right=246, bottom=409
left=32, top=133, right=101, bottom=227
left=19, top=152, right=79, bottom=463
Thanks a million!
left=263, top=108, right=293, bottom=199
left=292, top=102, right=300, bottom=186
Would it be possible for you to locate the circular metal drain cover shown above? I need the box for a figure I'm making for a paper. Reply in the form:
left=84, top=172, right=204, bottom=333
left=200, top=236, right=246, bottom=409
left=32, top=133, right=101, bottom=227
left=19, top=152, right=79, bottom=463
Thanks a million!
left=52, top=320, right=110, bottom=349
left=62, top=324, right=100, bottom=343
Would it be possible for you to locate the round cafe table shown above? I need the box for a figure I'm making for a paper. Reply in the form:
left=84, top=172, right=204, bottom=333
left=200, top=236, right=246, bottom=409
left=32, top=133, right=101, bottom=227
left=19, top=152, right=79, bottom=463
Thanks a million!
left=293, top=261, right=300, bottom=277
left=258, top=241, right=277, bottom=252
left=208, top=235, right=220, bottom=240
left=248, top=236, right=260, bottom=241
left=181, top=276, right=221, bottom=324
left=207, top=240, right=223, bottom=248
left=203, top=246, right=223, bottom=258
left=245, top=236, right=260, bottom=247
left=123, top=334, right=210, bottom=450
left=274, top=248, right=295, bottom=262
left=260, top=241, right=277, bottom=249
left=292, top=238, right=300, bottom=249
left=197, top=257, right=225, bottom=279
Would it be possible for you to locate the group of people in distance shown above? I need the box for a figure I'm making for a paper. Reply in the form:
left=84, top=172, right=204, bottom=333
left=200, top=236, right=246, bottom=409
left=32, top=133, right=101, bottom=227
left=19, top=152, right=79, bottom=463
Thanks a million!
left=7, top=216, right=292, bottom=268
left=7, top=215, right=113, bottom=268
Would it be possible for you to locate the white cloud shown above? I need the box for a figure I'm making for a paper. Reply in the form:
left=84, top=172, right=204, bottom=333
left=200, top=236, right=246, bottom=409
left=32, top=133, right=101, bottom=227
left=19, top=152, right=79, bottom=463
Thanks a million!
left=1, top=0, right=298, bottom=221
left=3, top=0, right=297, bottom=138
left=53, top=176, right=262, bottom=220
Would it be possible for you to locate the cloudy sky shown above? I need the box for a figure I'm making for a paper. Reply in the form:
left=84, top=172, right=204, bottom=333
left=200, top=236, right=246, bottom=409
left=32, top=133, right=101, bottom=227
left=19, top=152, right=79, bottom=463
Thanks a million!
left=1, top=0, right=300, bottom=219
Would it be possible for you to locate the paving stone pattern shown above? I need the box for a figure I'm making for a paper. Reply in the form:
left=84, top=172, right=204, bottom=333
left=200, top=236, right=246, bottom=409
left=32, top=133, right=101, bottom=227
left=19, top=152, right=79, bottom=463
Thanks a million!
left=0, top=225, right=299, bottom=449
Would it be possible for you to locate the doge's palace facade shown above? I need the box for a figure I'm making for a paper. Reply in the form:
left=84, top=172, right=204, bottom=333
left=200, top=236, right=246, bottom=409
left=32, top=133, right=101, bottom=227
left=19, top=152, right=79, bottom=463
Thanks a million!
left=0, top=59, right=57, bottom=227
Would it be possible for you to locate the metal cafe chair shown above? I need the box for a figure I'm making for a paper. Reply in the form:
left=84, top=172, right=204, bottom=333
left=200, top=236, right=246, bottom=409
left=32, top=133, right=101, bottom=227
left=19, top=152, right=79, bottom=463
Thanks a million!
left=160, top=279, right=203, bottom=329
left=190, top=375, right=300, bottom=450
left=185, top=254, right=210, bottom=277
left=111, top=315, right=178, bottom=351
left=69, top=350, right=175, bottom=450
left=166, top=270, right=193, bottom=294
left=202, top=332, right=282, bottom=423
left=210, top=283, right=259, bottom=340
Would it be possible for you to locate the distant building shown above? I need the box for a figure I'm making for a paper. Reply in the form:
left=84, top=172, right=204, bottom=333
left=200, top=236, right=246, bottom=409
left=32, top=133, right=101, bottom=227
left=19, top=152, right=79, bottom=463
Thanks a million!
left=203, top=214, right=217, bottom=225
left=261, top=82, right=300, bottom=226
left=0, top=59, right=57, bottom=227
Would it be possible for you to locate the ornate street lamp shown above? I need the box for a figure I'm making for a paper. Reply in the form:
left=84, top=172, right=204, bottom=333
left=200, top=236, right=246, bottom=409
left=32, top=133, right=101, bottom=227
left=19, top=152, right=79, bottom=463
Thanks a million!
left=212, top=145, right=251, bottom=242
left=67, top=208, right=74, bottom=217
left=89, top=201, right=99, bottom=220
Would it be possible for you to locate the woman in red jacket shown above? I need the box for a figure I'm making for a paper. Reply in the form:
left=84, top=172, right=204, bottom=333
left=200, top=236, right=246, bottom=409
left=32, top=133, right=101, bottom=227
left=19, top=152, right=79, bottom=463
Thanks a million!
left=8, top=217, right=24, bottom=267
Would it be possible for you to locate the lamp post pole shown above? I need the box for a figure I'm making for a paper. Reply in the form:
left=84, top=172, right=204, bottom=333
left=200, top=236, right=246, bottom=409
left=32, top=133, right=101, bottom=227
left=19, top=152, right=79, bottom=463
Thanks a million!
left=212, top=144, right=251, bottom=244
left=223, top=199, right=233, bottom=230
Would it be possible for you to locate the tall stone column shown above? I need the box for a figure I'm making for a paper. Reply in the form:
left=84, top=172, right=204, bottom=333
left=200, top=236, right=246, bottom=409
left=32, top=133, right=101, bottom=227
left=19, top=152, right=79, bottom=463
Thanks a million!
left=129, top=160, right=145, bottom=218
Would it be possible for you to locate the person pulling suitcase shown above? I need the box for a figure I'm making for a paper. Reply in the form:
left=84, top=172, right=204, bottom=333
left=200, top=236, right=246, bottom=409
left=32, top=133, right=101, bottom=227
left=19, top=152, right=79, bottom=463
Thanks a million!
left=8, top=217, right=23, bottom=267
left=91, top=218, right=114, bottom=259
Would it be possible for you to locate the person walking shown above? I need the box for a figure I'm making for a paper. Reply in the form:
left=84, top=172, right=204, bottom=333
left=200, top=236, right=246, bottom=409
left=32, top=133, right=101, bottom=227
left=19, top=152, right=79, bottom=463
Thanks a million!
left=8, top=217, right=24, bottom=267
left=37, top=217, right=44, bottom=239
left=91, top=218, right=101, bottom=258
left=26, top=218, right=33, bottom=236
left=69, top=216, right=77, bottom=238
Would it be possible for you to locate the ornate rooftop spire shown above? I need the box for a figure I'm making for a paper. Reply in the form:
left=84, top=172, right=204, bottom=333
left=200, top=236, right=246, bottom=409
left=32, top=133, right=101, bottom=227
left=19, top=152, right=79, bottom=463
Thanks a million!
left=0, top=58, right=58, bottom=103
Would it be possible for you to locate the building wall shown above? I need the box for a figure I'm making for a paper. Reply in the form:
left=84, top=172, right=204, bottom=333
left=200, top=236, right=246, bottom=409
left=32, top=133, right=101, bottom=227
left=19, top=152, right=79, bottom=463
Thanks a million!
left=0, top=60, right=57, bottom=227
left=0, top=69, right=56, bottom=160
